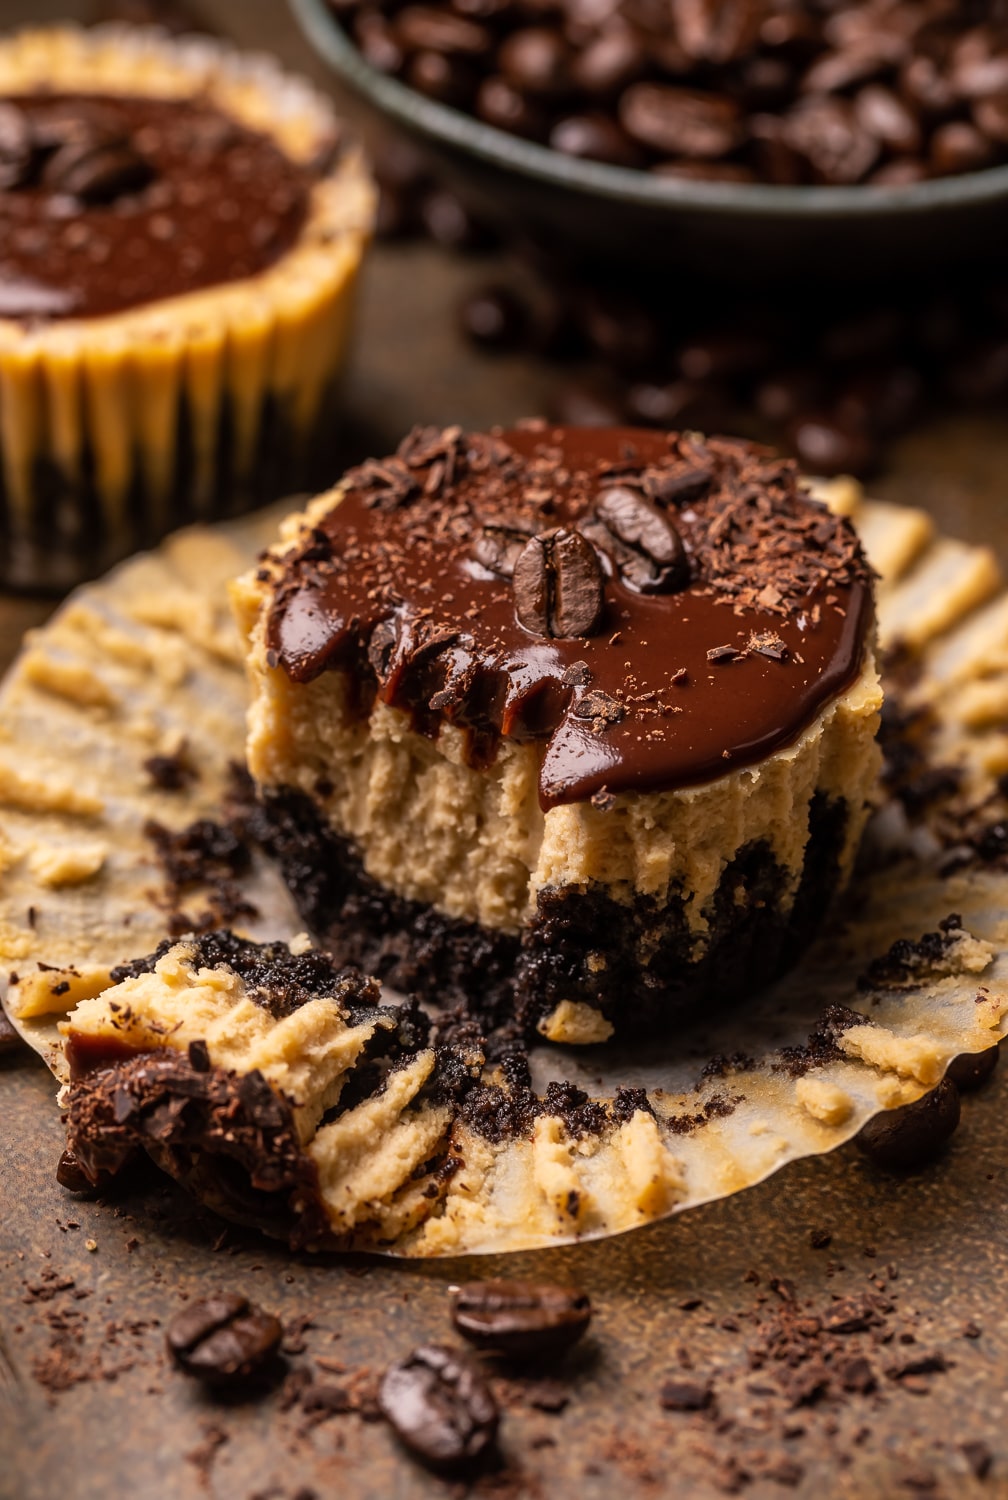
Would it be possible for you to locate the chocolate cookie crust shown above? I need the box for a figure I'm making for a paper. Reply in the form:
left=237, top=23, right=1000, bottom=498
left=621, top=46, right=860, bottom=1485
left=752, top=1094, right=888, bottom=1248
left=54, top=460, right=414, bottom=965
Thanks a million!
left=266, top=424, right=873, bottom=809
left=0, top=94, right=313, bottom=321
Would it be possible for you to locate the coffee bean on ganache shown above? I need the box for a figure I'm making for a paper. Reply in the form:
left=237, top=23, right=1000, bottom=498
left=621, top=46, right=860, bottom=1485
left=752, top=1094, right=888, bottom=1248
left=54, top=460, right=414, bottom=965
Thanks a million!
left=856, top=1077, right=961, bottom=1172
left=166, top=1294, right=283, bottom=1386
left=379, top=1345, right=499, bottom=1470
left=451, top=1279, right=592, bottom=1358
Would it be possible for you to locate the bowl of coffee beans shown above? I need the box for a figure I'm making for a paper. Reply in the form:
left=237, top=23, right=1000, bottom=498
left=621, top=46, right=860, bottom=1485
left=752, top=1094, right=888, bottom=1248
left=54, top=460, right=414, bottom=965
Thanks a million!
left=294, top=0, right=1008, bottom=278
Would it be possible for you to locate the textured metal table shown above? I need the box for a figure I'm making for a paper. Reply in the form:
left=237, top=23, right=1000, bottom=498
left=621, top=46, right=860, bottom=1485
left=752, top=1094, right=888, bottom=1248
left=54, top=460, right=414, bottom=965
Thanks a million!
left=3, top=4, right=1008, bottom=1498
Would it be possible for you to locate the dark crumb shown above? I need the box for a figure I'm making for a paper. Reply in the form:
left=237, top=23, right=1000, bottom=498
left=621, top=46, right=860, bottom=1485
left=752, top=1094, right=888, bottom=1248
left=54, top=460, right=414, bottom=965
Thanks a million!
left=858, top=914, right=967, bottom=992
left=809, top=1228, right=833, bottom=1250
left=143, top=816, right=257, bottom=933
left=142, top=751, right=197, bottom=792
left=775, top=1004, right=869, bottom=1078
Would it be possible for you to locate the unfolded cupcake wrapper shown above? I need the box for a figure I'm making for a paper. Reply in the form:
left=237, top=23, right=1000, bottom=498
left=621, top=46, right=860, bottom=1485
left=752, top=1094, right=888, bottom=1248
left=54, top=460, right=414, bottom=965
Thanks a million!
left=0, top=25, right=375, bottom=589
left=1, top=484, right=1007, bottom=1256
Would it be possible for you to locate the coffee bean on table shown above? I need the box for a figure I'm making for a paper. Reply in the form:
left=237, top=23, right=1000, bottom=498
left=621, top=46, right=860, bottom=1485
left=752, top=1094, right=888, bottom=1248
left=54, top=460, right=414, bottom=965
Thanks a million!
left=459, top=284, right=527, bottom=348
left=451, top=1279, right=592, bottom=1358
left=513, top=527, right=604, bottom=638
left=56, top=1146, right=101, bottom=1195
left=856, top=1077, right=961, bottom=1172
left=946, top=1046, right=1000, bottom=1094
left=166, top=1293, right=283, bottom=1385
left=379, top=1345, right=499, bottom=1470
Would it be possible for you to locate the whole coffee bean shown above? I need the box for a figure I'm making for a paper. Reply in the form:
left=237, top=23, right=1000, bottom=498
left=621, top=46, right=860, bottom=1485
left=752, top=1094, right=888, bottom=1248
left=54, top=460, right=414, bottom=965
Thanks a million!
left=801, top=42, right=895, bottom=96
left=395, top=4, right=492, bottom=56
left=748, top=111, right=805, bottom=183
left=946, top=1045, right=999, bottom=1094
left=868, top=157, right=927, bottom=186
left=550, top=113, right=640, bottom=165
left=930, top=120, right=994, bottom=175
left=513, top=527, right=604, bottom=638
left=476, top=75, right=546, bottom=137
left=620, top=84, right=743, bottom=158
left=974, top=95, right=1008, bottom=146
left=856, top=1077, right=961, bottom=1172
left=406, top=49, right=477, bottom=107
left=420, top=187, right=495, bottom=249
left=674, top=0, right=760, bottom=68
left=452, top=1279, right=591, bottom=1358
left=379, top=1345, right=498, bottom=1470
left=44, top=140, right=153, bottom=203
left=570, top=27, right=644, bottom=96
left=899, top=55, right=956, bottom=117
left=166, top=1294, right=283, bottom=1385
left=459, top=284, right=527, bottom=348
left=782, top=96, right=879, bottom=184
left=854, top=83, right=922, bottom=154
left=499, top=26, right=570, bottom=95
left=471, top=520, right=533, bottom=576
left=353, top=9, right=405, bottom=73
left=592, top=485, right=687, bottom=593
left=0, top=103, right=33, bottom=190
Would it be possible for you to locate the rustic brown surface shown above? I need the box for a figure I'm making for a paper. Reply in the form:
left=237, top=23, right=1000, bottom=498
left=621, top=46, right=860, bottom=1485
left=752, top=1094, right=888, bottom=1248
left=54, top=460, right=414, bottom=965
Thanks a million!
left=3, top=4, right=1008, bottom=1498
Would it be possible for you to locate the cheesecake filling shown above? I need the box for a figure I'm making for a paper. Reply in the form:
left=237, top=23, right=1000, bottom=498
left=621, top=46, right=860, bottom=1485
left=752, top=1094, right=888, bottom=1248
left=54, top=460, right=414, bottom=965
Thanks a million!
left=0, top=93, right=314, bottom=320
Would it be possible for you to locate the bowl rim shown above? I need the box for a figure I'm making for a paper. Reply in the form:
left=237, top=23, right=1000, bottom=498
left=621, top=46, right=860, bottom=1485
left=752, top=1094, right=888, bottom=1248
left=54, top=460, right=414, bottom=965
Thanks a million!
left=293, top=0, right=1008, bottom=220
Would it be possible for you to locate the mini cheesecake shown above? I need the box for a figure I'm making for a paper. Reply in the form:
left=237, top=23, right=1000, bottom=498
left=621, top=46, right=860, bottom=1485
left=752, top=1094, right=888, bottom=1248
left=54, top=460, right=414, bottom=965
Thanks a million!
left=0, top=25, right=375, bottom=588
left=233, top=424, right=882, bottom=1042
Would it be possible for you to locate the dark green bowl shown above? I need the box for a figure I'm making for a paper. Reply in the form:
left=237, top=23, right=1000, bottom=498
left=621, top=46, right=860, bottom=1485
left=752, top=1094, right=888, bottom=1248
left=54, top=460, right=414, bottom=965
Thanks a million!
left=293, top=0, right=1008, bottom=281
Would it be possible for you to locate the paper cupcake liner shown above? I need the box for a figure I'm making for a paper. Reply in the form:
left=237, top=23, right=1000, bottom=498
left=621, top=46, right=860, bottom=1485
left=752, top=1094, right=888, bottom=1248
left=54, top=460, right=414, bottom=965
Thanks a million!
left=0, top=482, right=1006, bottom=1256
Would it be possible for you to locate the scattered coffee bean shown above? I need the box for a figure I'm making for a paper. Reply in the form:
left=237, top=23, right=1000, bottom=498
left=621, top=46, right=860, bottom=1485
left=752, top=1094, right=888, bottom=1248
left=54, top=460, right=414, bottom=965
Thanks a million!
left=513, top=527, right=604, bottom=638
left=459, top=284, right=526, bottom=349
left=451, top=1280, right=592, bottom=1359
left=379, top=1344, right=499, bottom=1471
left=166, top=1293, right=283, bottom=1385
left=946, top=1045, right=999, bottom=1094
left=856, top=1077, right=961, bottom=1172
left=590, top=485, right=687, bottom=593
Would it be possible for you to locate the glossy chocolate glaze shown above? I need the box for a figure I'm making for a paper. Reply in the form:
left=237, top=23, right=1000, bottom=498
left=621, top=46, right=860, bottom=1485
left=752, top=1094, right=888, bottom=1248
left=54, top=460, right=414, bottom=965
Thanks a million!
left=266, top=426, right=873, bottom=809
left=0, top=94, right=312, bottom=320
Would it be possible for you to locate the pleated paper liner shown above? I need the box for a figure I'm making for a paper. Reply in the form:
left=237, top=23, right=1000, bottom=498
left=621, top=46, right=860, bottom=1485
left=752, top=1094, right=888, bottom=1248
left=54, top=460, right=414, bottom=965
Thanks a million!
left=1, top=480, right=1006, bottom=1255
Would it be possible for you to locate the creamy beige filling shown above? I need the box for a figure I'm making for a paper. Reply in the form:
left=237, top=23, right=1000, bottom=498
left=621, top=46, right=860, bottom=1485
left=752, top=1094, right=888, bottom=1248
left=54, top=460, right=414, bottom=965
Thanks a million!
left=235, top=552, right=883, bottom=942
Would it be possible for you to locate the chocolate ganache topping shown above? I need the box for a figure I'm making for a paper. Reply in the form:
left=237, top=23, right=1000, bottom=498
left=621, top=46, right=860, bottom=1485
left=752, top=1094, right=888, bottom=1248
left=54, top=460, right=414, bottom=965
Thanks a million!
left=266, top=425, right=874, bottom=810
left=0, top=94, right=316, bottom=320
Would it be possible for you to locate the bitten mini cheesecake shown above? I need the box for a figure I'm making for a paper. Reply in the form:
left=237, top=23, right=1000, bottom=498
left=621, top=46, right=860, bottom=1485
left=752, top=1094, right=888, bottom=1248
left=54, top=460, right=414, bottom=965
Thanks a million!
left=233, top=424, right=882, bottom=1042
left=0, top=25, right=374, bottom=588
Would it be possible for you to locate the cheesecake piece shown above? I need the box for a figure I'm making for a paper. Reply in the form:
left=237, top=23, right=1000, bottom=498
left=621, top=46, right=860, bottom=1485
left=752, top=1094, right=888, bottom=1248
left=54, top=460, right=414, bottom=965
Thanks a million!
left=61, top=931, right=482, bottom=1248
left=233, top=424, right=882, bottom=1041
left=0, top=24, right=374, bottom=589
